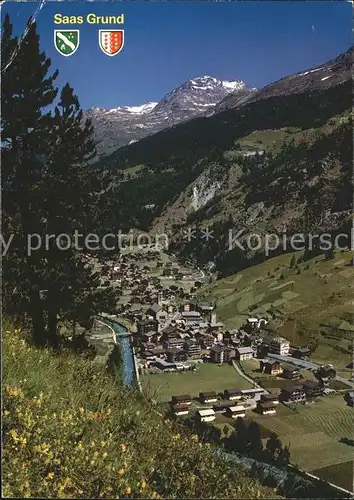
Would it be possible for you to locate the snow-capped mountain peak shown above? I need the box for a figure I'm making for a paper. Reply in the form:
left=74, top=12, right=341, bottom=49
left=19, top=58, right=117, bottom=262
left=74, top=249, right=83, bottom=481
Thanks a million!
left=86, top=75, right=253, bottom=156
left=111, top=102, right=158, bottom=115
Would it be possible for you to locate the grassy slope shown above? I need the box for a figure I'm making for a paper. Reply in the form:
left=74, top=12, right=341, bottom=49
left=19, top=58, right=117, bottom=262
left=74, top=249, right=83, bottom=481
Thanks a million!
left=246, top=395, right=354, bottom=473
left=200, top=249, right=354, bottom=374
left=3, top=322, right=272, bottom=499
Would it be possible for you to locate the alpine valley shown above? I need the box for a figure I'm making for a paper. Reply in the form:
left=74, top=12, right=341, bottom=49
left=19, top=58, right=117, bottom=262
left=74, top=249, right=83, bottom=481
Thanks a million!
left=97, top=47, right=352, bottom=274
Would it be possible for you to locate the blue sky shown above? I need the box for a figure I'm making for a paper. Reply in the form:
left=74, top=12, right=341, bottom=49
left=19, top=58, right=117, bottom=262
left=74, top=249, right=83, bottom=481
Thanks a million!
left=2, top=1, right=352, bottom=110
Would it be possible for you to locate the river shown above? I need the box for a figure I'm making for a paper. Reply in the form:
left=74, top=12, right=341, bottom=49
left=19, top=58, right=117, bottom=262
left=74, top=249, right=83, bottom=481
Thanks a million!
left=103, top=318, right=135, bottom=385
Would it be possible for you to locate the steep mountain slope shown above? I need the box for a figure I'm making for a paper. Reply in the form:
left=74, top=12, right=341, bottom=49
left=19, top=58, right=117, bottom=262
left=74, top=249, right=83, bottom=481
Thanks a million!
left=199, top=249, right=354, bottom=376
left=214, top=47, right=352, bottom=112
left=100, top=48, right=352, bottom=275
left=86, top=76, right=252, bottom=156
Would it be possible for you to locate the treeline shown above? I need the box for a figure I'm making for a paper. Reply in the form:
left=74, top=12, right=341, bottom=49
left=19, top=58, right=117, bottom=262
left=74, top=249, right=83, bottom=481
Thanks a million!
left=1, top=15, right=118, bottom=347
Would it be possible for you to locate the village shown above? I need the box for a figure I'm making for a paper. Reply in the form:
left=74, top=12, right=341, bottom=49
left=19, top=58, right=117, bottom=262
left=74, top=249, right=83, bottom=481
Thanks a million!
left=95, top=248, right=354, bottom=430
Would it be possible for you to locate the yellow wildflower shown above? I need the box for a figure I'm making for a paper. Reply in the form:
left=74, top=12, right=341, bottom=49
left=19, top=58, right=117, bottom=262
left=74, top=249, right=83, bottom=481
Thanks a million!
left=124, top=487, right=131, bottom=495
left=119, top=468, right=125, bottom=476
left=121, top=443, right=127, bottom=452
left=47, top=473, right=55, bottom=479
left=191, top=434, right=198, bottom=442
left=9, top=429, right=18, bottom=441
left=140, top=479, right=147, bottom=489
left=102, top=452, right=108, bottom=459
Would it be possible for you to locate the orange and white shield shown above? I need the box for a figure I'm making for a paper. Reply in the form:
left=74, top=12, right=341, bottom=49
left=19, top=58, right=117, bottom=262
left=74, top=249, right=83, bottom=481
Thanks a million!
left=99, top=30, right=124, bottom=56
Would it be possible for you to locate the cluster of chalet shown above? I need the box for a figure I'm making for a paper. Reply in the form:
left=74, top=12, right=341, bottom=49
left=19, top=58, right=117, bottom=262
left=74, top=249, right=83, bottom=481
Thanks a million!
left=140, top=312, right=274, bottom=369
left=170, top=388, right=280, bottom=420
left=108, top=254, right=198, bottom=316
left=260, top=356, right=325, bottom=402
left=279, top=380, right=325, bottom=403
left=138, top=300, right=223, bottom=370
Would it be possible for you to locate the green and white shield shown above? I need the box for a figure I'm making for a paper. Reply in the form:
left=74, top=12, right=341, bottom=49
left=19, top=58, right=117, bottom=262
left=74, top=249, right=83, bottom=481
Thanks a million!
left=54, top=30, right=80, bottom=56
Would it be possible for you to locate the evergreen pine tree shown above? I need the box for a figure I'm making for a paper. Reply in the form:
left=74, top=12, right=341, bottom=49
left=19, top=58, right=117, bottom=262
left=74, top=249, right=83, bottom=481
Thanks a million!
left=41, top=83, right=113, bottom=342
left=2, top=16, right=58, bottom=344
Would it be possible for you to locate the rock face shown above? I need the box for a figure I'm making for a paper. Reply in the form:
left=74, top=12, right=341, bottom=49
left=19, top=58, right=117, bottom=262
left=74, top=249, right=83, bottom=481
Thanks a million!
left=190, top=177, right=221, bottom=213
left=86, top=76, right=253, bottom=156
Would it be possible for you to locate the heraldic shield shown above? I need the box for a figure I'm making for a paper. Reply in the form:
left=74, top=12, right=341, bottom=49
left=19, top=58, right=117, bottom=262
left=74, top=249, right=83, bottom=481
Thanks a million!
left=99, top=30, right=124, bottom=56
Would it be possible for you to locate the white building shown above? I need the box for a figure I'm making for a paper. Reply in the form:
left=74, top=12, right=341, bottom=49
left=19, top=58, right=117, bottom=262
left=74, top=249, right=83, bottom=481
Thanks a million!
left=236, top=346, right=254, bottom=361
left=247, top=317, right=269, bottom=329
left=197, top=409, right=216, bottom=422
left=173, top=406, right=189, bottom=416
left=269, top=336, right=290, bottom=355
left=226, top=405, right=246, bottom=418
left=258, top=401, right=277, bottom=415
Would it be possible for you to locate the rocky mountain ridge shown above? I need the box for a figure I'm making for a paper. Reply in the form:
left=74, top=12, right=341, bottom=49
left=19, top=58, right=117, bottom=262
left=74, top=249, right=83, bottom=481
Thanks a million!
left=86, top=76, right=253, bottom=156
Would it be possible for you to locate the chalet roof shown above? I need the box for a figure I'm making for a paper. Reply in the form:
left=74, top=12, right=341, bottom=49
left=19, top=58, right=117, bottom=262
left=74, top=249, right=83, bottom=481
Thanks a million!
left=172, top=394, right=191, bottom=401
left=241, top=388, right=264, bottom=394
left=138, top=319, right=157, bottom=326
left=142, top=342, right=156, bottom=350
left=282, top=364, right=300, bottom=372
left=282, top=385, right=304, bottom=394
left=228, top=405, right=245, bottom=412
left=261, top=393, right=279, bottom=401
left=167, top=347, right=184, bottom=354
left=237, top=347, right=254, bottom=354
left=259, top=401, right=277, bottom=409
left=263, top=359, right=281, bottom=366
left=165, top=338, right=184, bottom=345
left=173, top=405, right=189, bottom=412
left=200, top=391, right=217, bottom=398
left=224, top=389, right=241, bottom=395
left=197, top=409, right=215, bottom=417
left=184, top=339, right=199, bottom=347
left=270, top=336, right=289, bottom=344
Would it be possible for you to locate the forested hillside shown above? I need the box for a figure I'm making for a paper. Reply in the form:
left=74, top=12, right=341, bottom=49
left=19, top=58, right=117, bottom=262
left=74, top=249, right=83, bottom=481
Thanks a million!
left=99, top=49, right=352, bottom=275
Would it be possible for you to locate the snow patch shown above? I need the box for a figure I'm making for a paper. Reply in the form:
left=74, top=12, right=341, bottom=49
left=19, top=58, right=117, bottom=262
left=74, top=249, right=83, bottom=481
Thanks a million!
left=298, top=67, right=324, bottom=77
left=321, top=75, right=331, bottom=81
left=222, top=80, right=245, bottom=91
left=108, top=102, right=158, bottom=114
